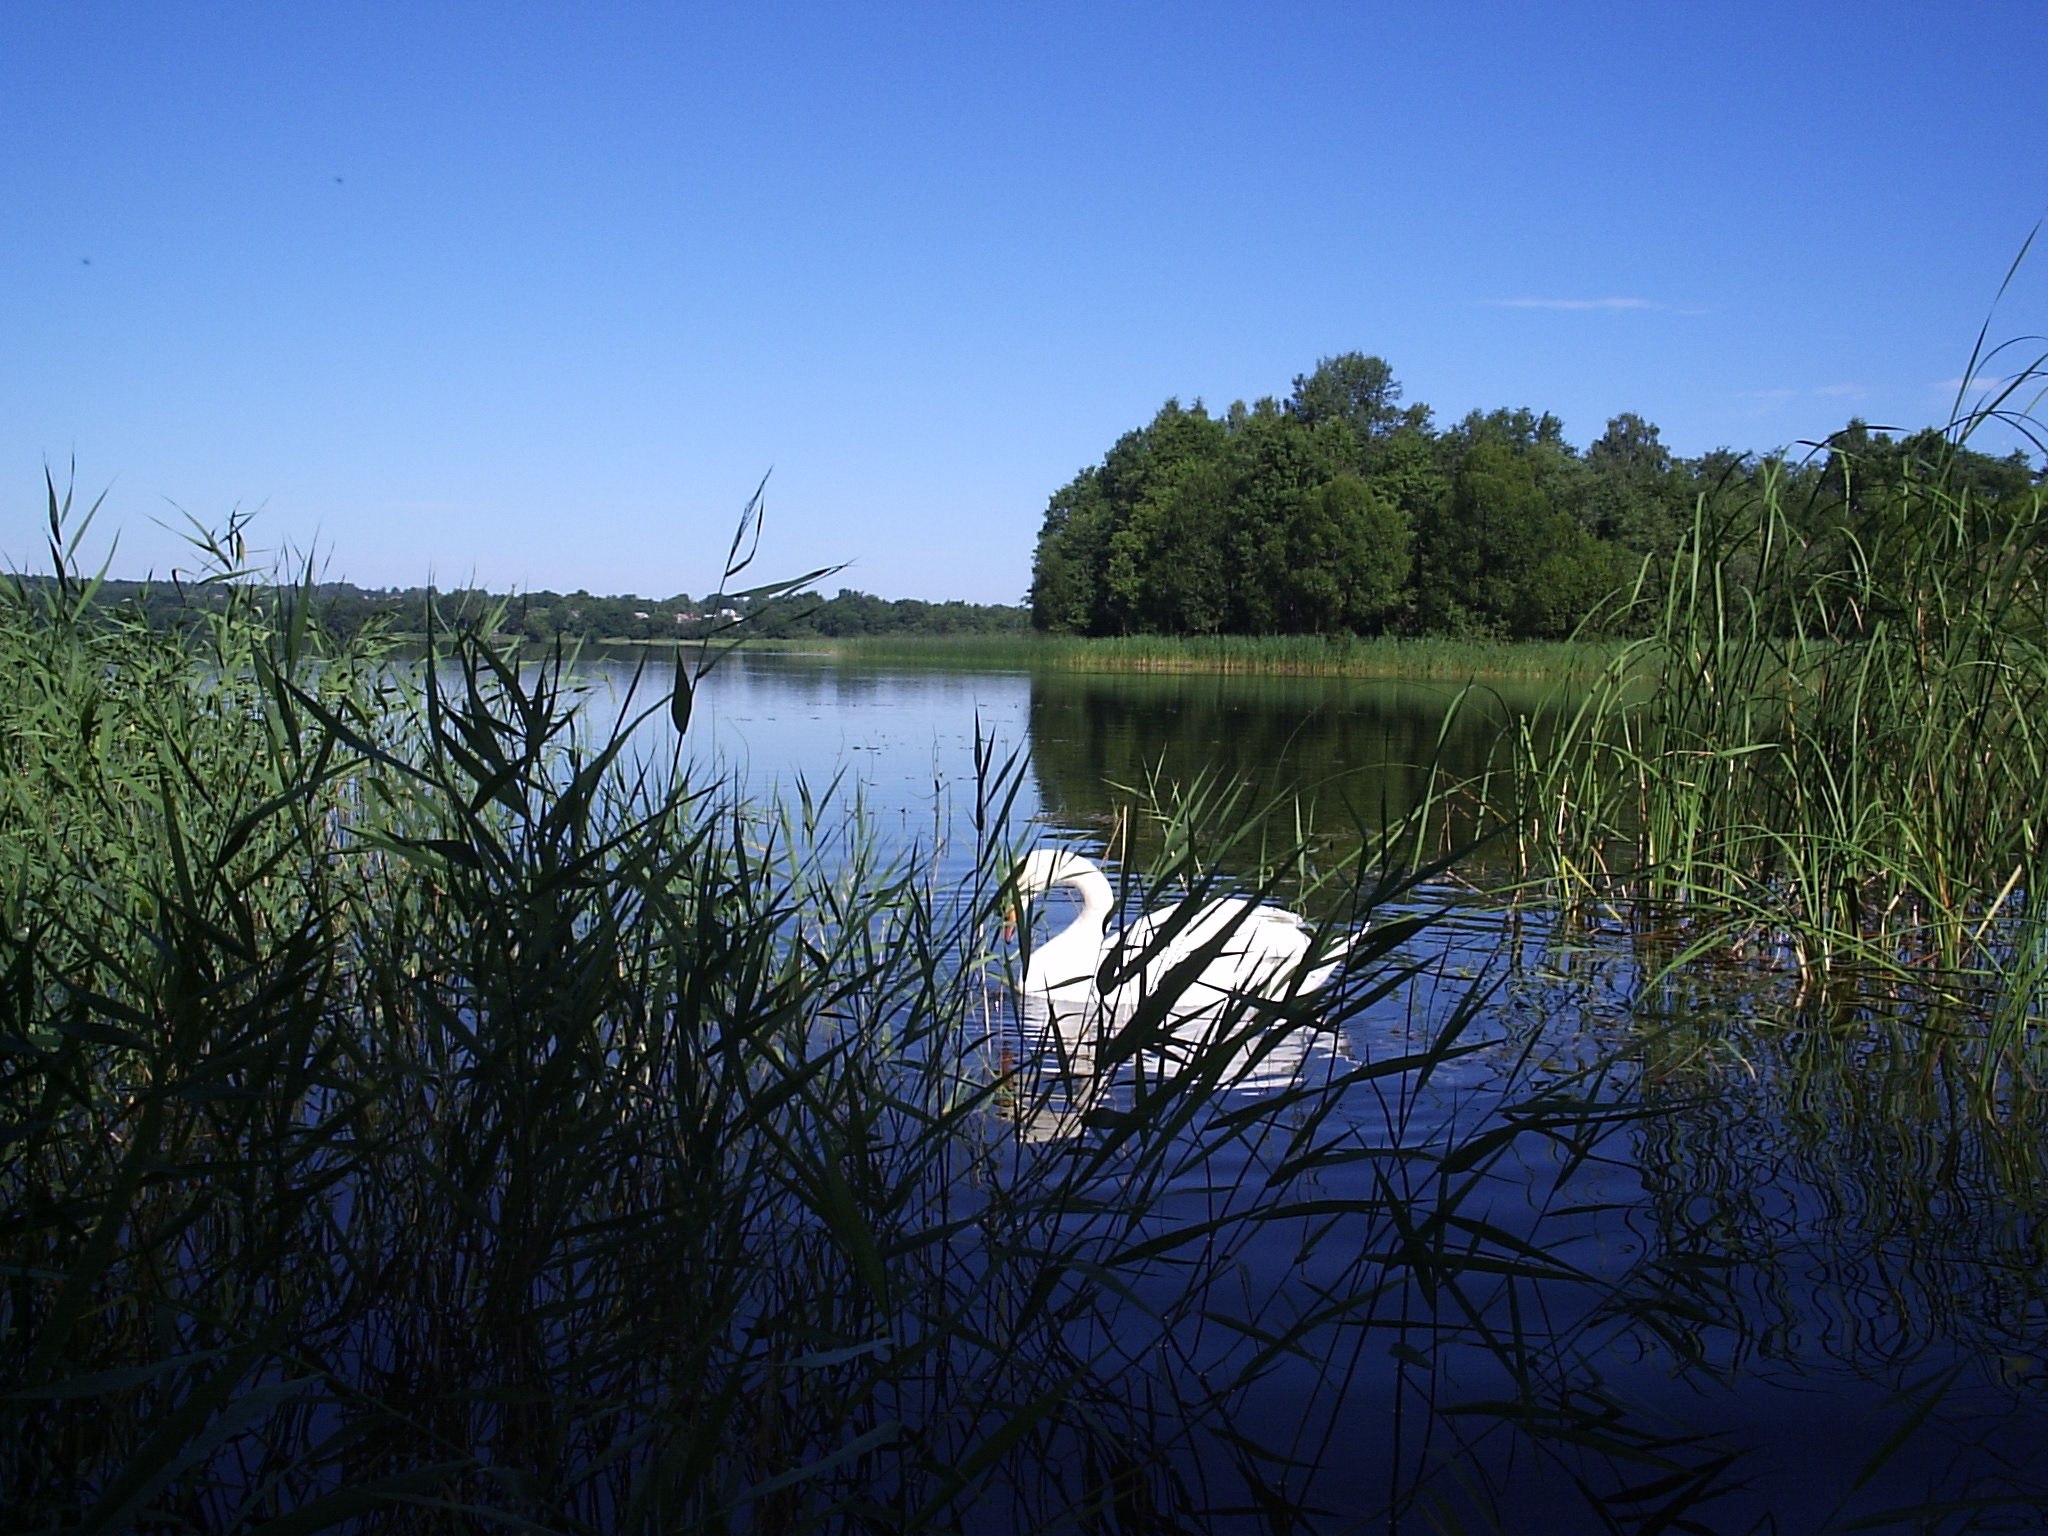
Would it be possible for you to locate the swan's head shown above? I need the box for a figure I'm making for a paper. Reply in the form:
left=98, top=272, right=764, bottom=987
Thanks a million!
left=1011, top=848, right=1103, bottom=899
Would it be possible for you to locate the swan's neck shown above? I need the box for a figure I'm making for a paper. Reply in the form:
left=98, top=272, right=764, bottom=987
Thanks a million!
left=1059, top=861, right=1116, bottom=929
left=1024, top=859, right=1116, bottom=994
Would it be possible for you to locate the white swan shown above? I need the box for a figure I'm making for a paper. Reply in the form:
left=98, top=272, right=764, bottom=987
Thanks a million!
left=1011, top=848, right=1353, bottom=1038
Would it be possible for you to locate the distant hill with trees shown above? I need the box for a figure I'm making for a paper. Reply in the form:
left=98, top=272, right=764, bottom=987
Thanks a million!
left=1029, top=353, right=2045, bottom=640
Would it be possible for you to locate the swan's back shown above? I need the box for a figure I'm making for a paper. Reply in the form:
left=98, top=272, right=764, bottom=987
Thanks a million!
left=1108, top=896, right=1332, bottom=1010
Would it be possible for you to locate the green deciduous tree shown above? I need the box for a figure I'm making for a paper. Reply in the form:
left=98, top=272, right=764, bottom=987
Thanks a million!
left=1276, top=476, right=1412, bottom=634
left=1029, top=353, right=2032, bottom=643
left=1030, top=471, right=1112, bottom=633
left=1287, top=353, right=1406, bottom=453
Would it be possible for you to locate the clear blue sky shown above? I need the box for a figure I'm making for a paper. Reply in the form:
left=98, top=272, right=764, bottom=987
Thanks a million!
left=5, top=2, right=2043, bottom=604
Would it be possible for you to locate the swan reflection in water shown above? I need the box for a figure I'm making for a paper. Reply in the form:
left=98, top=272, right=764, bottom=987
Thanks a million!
left=997, top=849, right=1359, bottom=1140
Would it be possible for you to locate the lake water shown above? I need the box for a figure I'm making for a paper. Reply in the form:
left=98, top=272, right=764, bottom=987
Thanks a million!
left=594, top=650, right=2048, bottom=1532
left=633, top=650, right=1533, bottom=873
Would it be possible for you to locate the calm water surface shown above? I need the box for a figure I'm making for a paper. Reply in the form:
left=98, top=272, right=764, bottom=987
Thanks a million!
left=596, top=651, right=2048, bottom=1532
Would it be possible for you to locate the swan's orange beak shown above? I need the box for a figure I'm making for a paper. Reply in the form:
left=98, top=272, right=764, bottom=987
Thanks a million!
left=1001, top=902, right=1018, bottom=942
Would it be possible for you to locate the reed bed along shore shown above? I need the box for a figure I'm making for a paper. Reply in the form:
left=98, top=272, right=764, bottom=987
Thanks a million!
left=1502, top=377, right=2048, bottom=1093
left=694, top=630, right=1616, bottom=680
left=3, top=499, right=1725, bottom=1532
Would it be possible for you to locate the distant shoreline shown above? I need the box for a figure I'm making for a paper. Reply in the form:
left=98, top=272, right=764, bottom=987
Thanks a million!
left=33, top=571, right=1605, bottom=681
left=562, top=631, right=1613, bottom=681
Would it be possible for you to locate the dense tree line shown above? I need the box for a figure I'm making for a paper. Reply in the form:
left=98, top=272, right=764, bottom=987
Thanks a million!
left=22, top=576, right=1029, bottom=644
left=1030, top=354, right=2046, bottom=640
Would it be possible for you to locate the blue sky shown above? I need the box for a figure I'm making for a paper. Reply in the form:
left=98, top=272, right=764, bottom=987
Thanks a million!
left=4, top=2, right=2043, bottom=604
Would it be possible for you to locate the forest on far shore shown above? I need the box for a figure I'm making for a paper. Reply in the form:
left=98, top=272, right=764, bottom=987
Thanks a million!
left=24, top=574, right=1030, bottom=645
left=1029, top=353, right=2047, bottom=640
